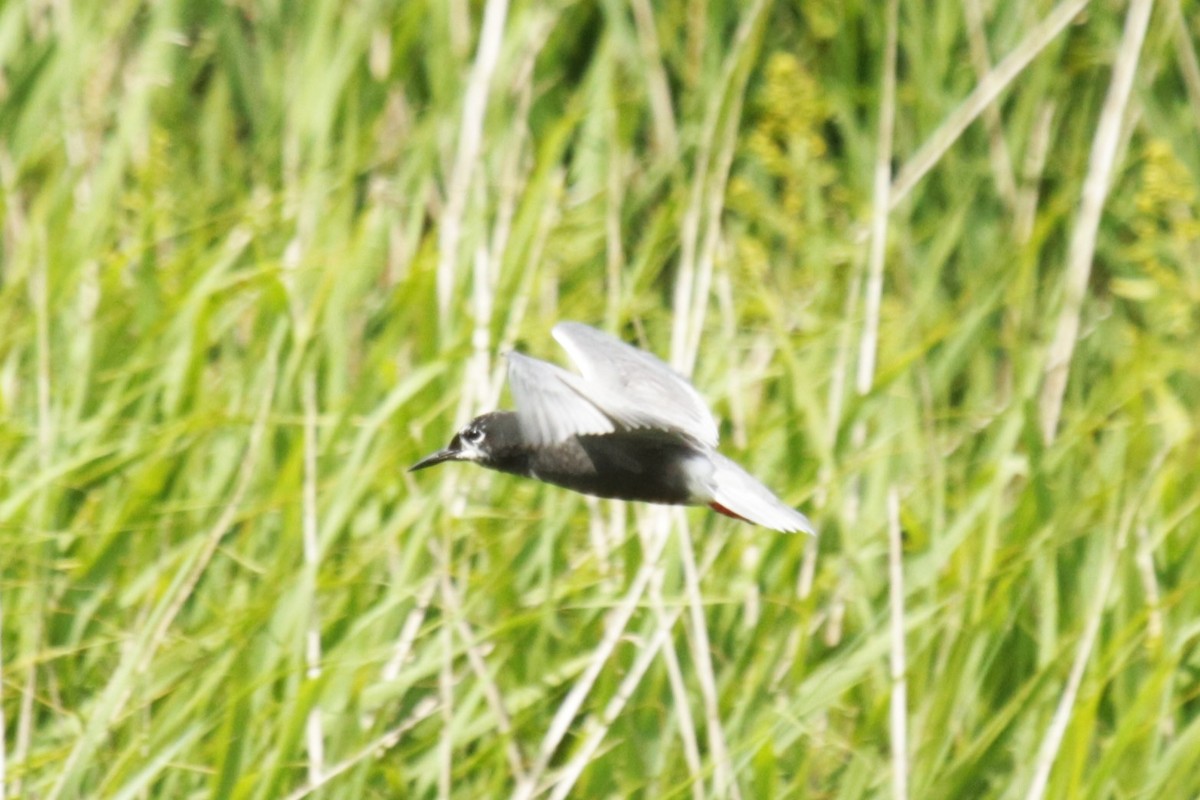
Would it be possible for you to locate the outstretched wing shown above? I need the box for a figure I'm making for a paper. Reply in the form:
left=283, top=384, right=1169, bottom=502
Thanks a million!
left=506, top=351, right=615, bottom=446
left=551, top=322, right=719, bottom=447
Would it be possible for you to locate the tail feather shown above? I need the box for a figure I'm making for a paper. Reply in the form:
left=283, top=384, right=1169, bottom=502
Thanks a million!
left=710, top=454, right=815, bottom=535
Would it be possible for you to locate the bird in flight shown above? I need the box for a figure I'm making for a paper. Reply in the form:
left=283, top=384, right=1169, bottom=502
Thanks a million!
left=410, top=322, right=815, bottom=534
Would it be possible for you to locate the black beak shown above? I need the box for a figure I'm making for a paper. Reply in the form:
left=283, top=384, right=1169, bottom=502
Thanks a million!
left=409, top=444, right=463, bottom=472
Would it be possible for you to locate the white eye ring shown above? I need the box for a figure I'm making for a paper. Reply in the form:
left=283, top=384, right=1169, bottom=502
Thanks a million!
left=463, top=427, right=484, bottom=445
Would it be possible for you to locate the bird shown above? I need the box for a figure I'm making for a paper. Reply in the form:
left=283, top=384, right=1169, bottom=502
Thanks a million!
left=409, top=322, right=815, bottom=534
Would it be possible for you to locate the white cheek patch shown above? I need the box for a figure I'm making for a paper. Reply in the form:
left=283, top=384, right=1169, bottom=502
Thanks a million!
left=460, top=440, right=488, bottom=462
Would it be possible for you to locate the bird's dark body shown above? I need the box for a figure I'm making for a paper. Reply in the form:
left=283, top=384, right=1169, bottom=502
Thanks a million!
left=408, top=322, right=815, bottom=533
left=466, top=412, right=704, bottom=505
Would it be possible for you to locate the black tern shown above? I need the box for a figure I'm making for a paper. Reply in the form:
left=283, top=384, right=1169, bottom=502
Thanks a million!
left=410, top=322, right=815, bottom=534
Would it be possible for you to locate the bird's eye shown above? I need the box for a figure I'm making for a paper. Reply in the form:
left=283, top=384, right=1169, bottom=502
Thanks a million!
left=463, top=427, right=484, bottom=445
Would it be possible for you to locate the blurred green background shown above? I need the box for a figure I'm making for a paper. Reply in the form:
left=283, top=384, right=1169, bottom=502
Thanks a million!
left=2, top=0, right=1199, bottom=797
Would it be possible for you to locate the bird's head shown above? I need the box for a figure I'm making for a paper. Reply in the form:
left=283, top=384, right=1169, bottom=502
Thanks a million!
left=409, top=411, right=523, bottom=472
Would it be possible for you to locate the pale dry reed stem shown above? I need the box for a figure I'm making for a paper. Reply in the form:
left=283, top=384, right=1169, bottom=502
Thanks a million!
left=671, top=0, right=767, bottom=369
left=1133, top=520, right=1172, bottom=739
left=1133, top=524, right=1163, bottom=650
left=283, top=697, right=439, bottom=800
left=0, top=592, right=6, bottom=800
left=13, top=659, right=34, bottom=800
left=1039, top=0, right=1154, bottom=443
left=489, top=12, right=547, bottom=273
left=549, top=600, right=690, bottom=800
left=846, top=0, right=899, bottom=545
left=821, top=254, right=864, bottom=593
left=1026, top=441, right=1164, bottom=798
left=1168, top=0, right=1200, bottom=129
left=827, top=255, right=863, bottom=448
left=1, top=157, right=26, bottom=800
left=655, top=4, right=767, bottom=793
left=469, top=248, right=497, bottom=419
left=513, top=514, right=674, bottom=800
left=629, top=0, right=680, bottom=157
left=381, top=577, right=438, bottom=683
left=682, top=0, right=767, bottom=372
left=585, top=497, right=614, bottom=578
left=16, top=222, right=53, bottom=800
left=439, top=610, right=453, bottom=800
left=887, top=489, right=908, bottom=800
left=547, top=530, right=724, bottom=800
left=605, top=106, right=626, bottom=326
left=1014, top=102, right=1057, bottom=245
left=33, top=250, right=52, bottom=470
left=962, top=0, right=1019, bottom=210
left=548, top=600, right=687, bottom=798
left=430, top=541, right=528, bottom=783
left=434, top=240, right=506, bottom=792
left=437, top=0, right=510, bottom=317
left=857, top=0, right=898, bottom=396
left=715, top=273, right=747, bottom=449
left=438, top=242, right=501, bottom=797
left=302, top=371, right=325, bottom=784
left=668, top=9, right=767, bottom=788
left=361, top=578, right=436, bottom=758
left=670, top=124, right=708, bottom=362
left=641, top=510, right=705, bottom=800
left=660, top=630, right=707, bottom=800
left=1024, top=537, right=1118, bottom=800
left=48, top=323, right=278, bottom=800
left=492, top=174, right=563, bottom=411
left=448, top=0, right=471, bottom=55
left=889, top=0, right=1091, bottom=210
left=677, top=509, right=741, bottom=800
left=8, top=219, right=49, bottom=800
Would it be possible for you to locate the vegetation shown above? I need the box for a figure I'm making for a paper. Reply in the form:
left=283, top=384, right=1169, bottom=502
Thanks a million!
left=2, top=0, right=1198, bottom=797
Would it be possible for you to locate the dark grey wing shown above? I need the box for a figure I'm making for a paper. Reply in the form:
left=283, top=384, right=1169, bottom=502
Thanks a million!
left=506, top=352, right=615, bottom=446
left=551, top=322, right=719, bottom=447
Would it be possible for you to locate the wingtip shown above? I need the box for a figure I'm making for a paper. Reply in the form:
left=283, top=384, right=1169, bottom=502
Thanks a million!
left=791, top=516, right=818, bottom=536
left=769, top=511, right=818, bottom=535
left=782, top=507, right=817, bottom=536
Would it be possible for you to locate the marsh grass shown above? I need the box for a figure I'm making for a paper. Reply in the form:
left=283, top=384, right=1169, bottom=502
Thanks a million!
left=2, top=0, right=1199, bottom=797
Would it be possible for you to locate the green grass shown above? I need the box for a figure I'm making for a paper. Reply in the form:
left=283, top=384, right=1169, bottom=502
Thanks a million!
left=3, top=0, right=1200, bottom=797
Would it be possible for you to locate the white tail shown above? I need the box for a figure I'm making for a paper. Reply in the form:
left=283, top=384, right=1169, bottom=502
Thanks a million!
left=709, top=453, right=816, bottom=534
